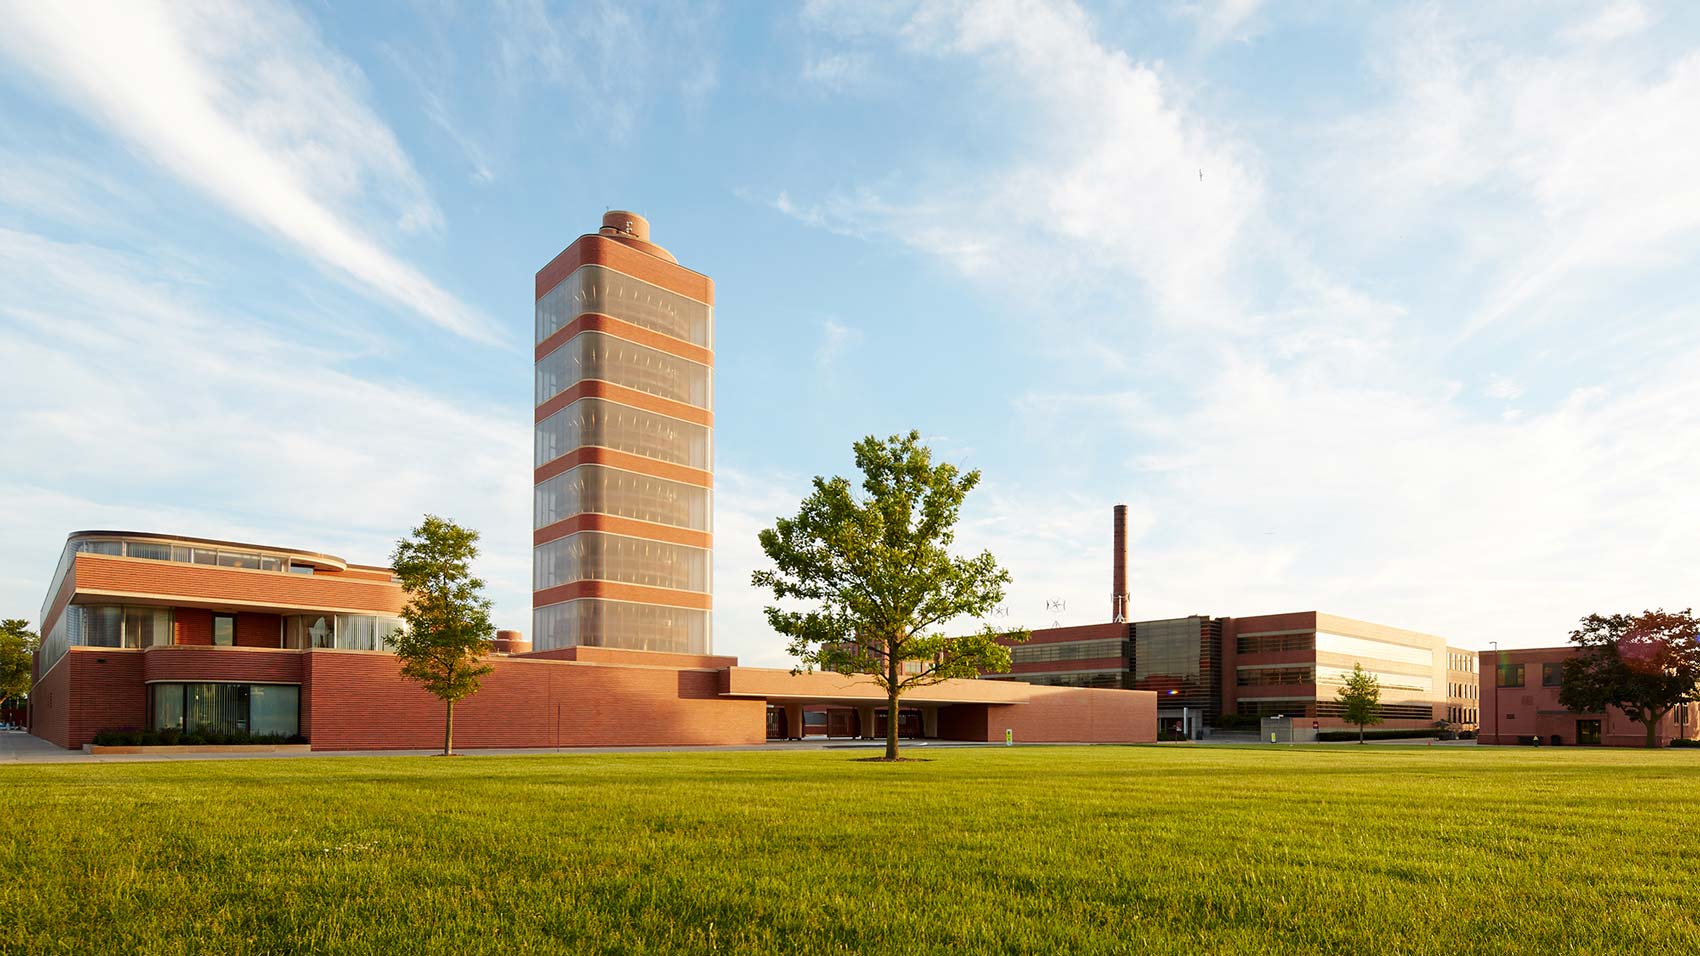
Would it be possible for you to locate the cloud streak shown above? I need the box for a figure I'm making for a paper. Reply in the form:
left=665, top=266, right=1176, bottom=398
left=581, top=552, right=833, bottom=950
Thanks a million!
left=0, top=226, right=531, bottom=631
left=0, top=0, right=501, bottom=344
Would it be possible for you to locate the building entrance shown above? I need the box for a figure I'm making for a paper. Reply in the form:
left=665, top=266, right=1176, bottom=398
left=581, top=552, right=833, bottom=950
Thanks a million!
left=873, top=708, right=923, bottom=739
left=1577, top=719, right=1602, bottom=745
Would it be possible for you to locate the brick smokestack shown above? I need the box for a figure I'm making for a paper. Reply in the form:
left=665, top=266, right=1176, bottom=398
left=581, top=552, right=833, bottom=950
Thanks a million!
left=1112, top=504, right=1129, bottom=623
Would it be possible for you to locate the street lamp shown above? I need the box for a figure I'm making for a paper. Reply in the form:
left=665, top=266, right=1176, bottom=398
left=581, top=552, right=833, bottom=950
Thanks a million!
left=1488, top=641, right=1500, bottom=745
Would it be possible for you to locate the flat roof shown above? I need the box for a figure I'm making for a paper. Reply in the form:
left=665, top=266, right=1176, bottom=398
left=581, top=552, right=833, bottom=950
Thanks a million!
left=66, top=531, right=387, bottom=572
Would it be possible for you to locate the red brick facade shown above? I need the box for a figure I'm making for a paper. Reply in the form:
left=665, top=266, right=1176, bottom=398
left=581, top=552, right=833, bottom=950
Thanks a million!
left=1478, top=646, right=1700, bottom=747
left=32, top=643, right=1159, bottom=750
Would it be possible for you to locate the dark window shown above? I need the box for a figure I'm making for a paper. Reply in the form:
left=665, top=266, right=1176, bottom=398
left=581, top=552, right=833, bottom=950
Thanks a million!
left=213, top=613, right=235, bottom=647
left=1316, top=700, right=1435, bottom=720
left=1235, top=632, right=1315, bottom=654
left=1542, top=662, right=1563, bottom=686
left=1496, top=663, right=1525, bottom=687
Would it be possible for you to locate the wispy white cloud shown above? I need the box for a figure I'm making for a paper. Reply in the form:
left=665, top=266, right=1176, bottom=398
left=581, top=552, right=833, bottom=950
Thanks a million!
left=815, top=317, right=864, bottom=371
left=1323, top=5, right=1700, bottom=338
left=1178, top=0, right=1268, bottom=49
left=788, top=0, right=1262, bottom=327
left=802, top=52, right=874, bottom=91
left=1485, top=376, right=1524, bottom=401
left=491, top=0, right=723, bottom=139
left=0, top=0, right=500, bottom=344
left=1560, top=0, right=1654, bottom=44
left=0, top=226, right=531, bottom=630
left=774, top=0, right=1700, bottom=653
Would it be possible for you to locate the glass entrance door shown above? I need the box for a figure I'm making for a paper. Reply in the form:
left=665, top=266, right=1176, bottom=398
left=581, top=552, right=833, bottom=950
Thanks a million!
left=1577, top=719, right=1602, bottom=745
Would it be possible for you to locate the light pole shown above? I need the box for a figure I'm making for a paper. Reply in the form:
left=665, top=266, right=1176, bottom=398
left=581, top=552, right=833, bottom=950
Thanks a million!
left=1488, top=641, right=1499, bottom=744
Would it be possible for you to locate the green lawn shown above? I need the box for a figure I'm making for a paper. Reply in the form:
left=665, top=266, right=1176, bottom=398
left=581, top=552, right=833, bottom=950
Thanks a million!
left=3, top=745, right=1697, bottom=954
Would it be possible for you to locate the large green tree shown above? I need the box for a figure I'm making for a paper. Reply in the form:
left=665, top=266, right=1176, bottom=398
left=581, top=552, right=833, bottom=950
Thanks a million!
left=1, top=619, right=39, bottom=715
left=1560, top=609, right=1700, bottom=749
left=1335, top=663, right=1383, bottom=744
left=390, top=516, right=495, bottom=756
left=753, top=431, right=1027, bottom=760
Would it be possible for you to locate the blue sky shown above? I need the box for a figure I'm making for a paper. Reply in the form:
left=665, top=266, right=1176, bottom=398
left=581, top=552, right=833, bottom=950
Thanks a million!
left=2, top=0, right=1698, bottom=663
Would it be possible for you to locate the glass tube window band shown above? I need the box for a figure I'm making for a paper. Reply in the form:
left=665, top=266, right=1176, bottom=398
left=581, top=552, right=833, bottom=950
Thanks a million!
left=533, top=599, right=710, bottom=655
left=535, top=398, right=711, bottom=469
left=534, top=464, right=711, bottom=531
left=536, top=331, right=712, bottom=409
left=536, top=264, right=712, bottom=348
left=533, top=532, right=711, bottom=593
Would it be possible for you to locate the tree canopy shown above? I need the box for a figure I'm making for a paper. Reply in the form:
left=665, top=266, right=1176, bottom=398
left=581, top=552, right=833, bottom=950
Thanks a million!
left=1560, top=609, right=1700, bottom=749
left=389, top=515, right=495, bottom=756
left=1335, top=663, right=1383, bottom=743
left=753, top=431, right=1026, bottom=759
left=1, top=618, right=39, bottom=712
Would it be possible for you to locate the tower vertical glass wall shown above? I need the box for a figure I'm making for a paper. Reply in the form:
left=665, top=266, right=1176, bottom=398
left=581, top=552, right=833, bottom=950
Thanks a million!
left=533, top=224, right=713, bottom=655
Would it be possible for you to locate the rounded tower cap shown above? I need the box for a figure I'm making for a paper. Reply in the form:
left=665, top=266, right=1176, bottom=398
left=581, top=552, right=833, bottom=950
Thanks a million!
left=601, top=210, right=650, bottom=242
left=597, top=209, right=674, bottom=262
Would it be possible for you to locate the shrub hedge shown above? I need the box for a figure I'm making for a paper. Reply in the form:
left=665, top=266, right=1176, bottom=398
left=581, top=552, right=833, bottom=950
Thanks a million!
left=1316, top=728, right=1442, bottom=742
left=90, top=727, right=307, bottom=747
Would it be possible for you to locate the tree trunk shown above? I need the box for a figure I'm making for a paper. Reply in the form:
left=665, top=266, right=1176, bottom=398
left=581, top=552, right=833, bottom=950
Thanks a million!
left=886, top=649, right=900, bottom=761
left=1358, top=721, right=1365, bottom=744
left=1645, top=718, right=1659, bottom=749
left=444, top=699, right=455, bottom=756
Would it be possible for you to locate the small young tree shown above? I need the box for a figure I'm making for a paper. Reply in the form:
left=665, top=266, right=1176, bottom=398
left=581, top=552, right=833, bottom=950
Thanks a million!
left=1560, top=609, right=1700, bottom=749
left=390, top=516, right=495, bottom=756
left=0, top=619, right=39, bottom=714
left=1336, top=663, right=1383, bottom=743
left=753, top=431, right=1027, bottom=760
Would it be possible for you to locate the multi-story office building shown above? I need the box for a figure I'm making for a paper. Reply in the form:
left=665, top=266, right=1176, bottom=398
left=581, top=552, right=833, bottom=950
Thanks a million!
left=532, top=212, right=714, bottom=654
left=987, top=509, right=1478, bottom=737
left=995, top=616, right=1222, bottom=732
left=992, top=610, right=1470, bottom=737
left=30, top=530, right=407, bottom=747
left=1479, top=647, right=1697, bottom=747
left=1222, top=611, right=1469, bottom=727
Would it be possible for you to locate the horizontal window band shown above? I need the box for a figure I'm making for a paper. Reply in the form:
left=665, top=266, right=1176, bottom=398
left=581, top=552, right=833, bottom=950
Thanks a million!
left=535, top=447, right=711, bottom=488
left=536, top=316, right=712, bottom=366
left=65, top=589, right=403, bottom=617
left=535, top=236, right=713, bottom=305
left=531, top=580, right=712, bottom=610
left=535, top=380, right=712, bottom=427
left=535, top=514, right=711, bottom=549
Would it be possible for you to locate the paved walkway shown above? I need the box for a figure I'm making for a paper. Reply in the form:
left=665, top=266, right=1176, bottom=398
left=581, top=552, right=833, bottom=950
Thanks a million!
left=0, top=730, right=1017, bottom=765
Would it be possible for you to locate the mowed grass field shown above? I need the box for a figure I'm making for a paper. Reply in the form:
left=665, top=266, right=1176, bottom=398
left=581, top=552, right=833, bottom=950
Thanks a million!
left=3, top=745, right=1698, bottom=955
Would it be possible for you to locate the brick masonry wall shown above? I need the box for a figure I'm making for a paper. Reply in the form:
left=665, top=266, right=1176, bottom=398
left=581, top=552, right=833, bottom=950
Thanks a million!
left=987, top=686, right=1157, bottom=744
left=59, top=649, right=148, bottom=746
left=75, top=554, right=405, bottom=614
left=175, top=608, right=212, bottom=646
left=536, top=234, right=713, bottom=304
left=303, top=652, right=766, bottom=750
left=28, top=655, right=72, bottom=747
left=722, top=667, right=1035, bottom=704
left=33, top=646, right=1152, bottom=749
left=141, top=646, right=305, bottom=684
left=235, top=612, right=281, bottom=647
